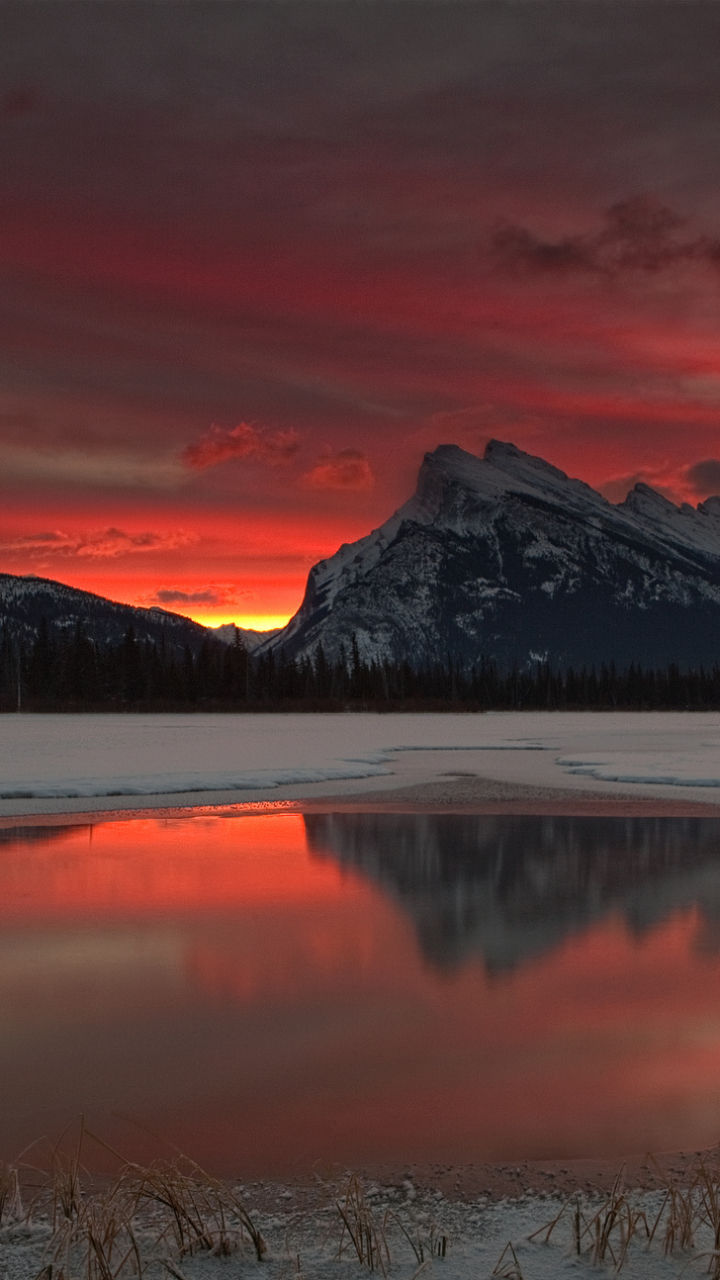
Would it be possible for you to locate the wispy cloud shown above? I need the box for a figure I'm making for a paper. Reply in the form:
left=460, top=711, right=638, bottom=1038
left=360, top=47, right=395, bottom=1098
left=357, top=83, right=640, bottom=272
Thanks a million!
left=301, top=449, right=374, bottom=491
left=182, top=422, right=300, bottom=470
left=489, top=196, right=720, bottom=280
left=0, top=444, right=185, bottom=490
left=0, top=528, right=197, bottom=559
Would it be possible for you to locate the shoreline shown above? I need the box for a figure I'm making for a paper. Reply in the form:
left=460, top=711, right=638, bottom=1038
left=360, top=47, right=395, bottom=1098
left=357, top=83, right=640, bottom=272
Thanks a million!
left=3, top=772, right=720, bottom=825
left=230, top=1148, right=706, bottom=1207
left=5, top=1153, right=714, bottom=1280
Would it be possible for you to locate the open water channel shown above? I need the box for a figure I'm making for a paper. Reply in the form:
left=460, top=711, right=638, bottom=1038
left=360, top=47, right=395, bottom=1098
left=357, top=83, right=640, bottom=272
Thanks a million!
left=2, top=812, right=720, bottom=1175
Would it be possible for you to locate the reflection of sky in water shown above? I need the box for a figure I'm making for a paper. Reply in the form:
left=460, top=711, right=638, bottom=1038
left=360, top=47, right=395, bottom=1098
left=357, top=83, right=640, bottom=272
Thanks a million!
left=2, top=813, right=720, bottom=1175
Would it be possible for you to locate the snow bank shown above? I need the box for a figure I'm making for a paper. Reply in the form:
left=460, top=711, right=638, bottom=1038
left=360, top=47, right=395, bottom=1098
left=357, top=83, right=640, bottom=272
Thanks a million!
left=558, top=745, right=720, bottom=788
left=3, top=711, right=720, bottom=807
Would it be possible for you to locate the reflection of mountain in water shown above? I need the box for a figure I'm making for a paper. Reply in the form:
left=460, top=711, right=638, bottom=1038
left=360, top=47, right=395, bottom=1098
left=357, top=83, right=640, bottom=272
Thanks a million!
left=0, top=824, right=91, bottom=848
left=304, top=814, right=720, bottom=972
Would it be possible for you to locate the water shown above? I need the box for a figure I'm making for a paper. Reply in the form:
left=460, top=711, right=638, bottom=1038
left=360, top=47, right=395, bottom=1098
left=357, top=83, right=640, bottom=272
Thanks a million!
left=2, top=811, right=720, bottom=1176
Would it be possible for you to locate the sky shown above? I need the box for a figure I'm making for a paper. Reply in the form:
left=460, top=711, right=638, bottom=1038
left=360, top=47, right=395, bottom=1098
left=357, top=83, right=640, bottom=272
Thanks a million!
left=4, top=2, right=720, bottom=628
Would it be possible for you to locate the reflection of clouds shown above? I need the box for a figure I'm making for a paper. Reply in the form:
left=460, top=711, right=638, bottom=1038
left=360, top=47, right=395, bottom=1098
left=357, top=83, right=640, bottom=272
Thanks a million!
left=185, top=906, right=392, bottom=1005
left=0, top=928, right=182, bottom=992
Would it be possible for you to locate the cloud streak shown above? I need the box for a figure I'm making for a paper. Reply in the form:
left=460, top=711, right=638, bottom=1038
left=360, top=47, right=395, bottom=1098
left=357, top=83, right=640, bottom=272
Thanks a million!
left=301, top=449, right=374, bottom=491
left=0, top=528, right=197, bottom=559
left=0, top=444, right=185, bottom=490
left=489, top=197, right=720, bottom=279
left=182, top=422, right=300, bottom=471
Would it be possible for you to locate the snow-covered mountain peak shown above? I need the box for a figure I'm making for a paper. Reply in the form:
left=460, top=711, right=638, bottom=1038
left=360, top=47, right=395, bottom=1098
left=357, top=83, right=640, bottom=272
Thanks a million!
left=258, top=438, right=720, bottom=670
left=700, top=496, right=720, bottom=518
left=483, top=437, right=568, bottom=485
left=413, top=439, right=610, bottom=527
left=621, top=482, right=679, bottom=517
left=616, top=479, right=720, bottom=559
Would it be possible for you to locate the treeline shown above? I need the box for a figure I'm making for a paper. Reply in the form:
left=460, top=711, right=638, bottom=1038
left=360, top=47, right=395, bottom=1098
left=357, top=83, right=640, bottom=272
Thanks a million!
left=4, top=620, right=720, bottom=711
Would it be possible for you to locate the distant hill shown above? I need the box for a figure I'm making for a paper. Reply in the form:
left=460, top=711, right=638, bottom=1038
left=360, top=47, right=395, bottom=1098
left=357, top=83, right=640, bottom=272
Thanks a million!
left=258, top=440, right=720, bottom=670
left=206, top=622, right=281, bottom=652
left=0, top=573, right=213, bottom=652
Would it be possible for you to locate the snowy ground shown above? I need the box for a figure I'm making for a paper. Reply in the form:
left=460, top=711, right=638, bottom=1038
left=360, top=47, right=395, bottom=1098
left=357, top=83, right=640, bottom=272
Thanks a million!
left=2, top=1176, right=719, bottom=1280
left=3, top=711, right=720, bottom=816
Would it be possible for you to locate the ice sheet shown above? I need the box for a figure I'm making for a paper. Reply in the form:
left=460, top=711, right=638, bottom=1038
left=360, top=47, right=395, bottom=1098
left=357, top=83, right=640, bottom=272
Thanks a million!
left=3, top=711, right=720, bottom=806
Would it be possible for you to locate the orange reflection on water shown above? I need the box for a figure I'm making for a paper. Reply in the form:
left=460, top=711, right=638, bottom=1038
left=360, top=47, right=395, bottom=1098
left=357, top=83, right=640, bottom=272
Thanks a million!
left=1, top=814, right=720, bottom=1174
left=0, top=815, right=361, bottom=922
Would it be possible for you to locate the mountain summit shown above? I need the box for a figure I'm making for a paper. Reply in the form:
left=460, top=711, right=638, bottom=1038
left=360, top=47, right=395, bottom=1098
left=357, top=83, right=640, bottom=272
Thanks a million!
left=261, top=441, right=720, bottom=670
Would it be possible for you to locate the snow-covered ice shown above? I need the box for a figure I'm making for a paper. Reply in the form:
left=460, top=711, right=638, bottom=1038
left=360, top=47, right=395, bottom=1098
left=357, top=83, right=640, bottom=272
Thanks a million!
left=3, top=711, right=720, bottom=812
left=1, top=1184, right=717, bottom=1280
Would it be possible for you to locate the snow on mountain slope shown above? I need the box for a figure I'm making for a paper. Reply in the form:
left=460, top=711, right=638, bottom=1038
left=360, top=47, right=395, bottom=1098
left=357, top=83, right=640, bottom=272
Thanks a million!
left=0, top=573, right=211, bottom=651
left=207, top=623, right=281, bottom=650
left=258, top=441, right=720, bottom=670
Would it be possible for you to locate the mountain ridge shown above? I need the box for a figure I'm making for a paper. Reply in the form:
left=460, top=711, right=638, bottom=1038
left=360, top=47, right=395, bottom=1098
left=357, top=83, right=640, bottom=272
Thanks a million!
left=0, top=572, right=222, bottom=653
left=259, top=440, right=720, bottom=670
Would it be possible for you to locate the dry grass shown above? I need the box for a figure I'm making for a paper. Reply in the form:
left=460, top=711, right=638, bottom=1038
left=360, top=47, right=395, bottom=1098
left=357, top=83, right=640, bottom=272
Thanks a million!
left=12, top=1136, right=720, bottom=1279
left=491, top=1240, right=523, bottom=1278
left=335, top=1175, right=391, bottom=1275
left=526, top=1171, right=657, bottom=1272
left=0, top=1126, right=267, bottom=1280
left=502, top=1149, right=720, bottom=1275
left=332, top=1173, right=451, bottom=1276
left=0, top=1161, right=22, bottom=1227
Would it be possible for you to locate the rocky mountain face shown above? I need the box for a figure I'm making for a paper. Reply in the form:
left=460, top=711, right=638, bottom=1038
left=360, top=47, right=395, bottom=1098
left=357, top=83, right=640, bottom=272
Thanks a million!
left=304, top=812, right=720, bottom=973
left=0, top=573, right=213, bottom=652
left=261, top=441, right=720, bottom=670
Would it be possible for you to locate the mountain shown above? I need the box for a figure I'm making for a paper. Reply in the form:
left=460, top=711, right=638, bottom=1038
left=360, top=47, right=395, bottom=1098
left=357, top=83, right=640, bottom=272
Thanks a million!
left=259, top=440, right=720, bottom=670
left=0, top=573, right=213, bottom=652
left=207, top=623, right=281, bottom=652
left=304, top=812, right=720, bottom=973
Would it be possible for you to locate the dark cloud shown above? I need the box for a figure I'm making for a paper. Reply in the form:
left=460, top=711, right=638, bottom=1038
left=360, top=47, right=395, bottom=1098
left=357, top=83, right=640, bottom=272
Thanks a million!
left=685, top=459, right=720, bottom=497
left=301, top=449, right=374, bottom=492
left=151, top=585, right=245, bottom=607
left=182, top=423, right=300, bottom=471
left=599, top=471, right=684, bottom=506
left=154, top=588, right=222, bottom=606
left=489, top=197, right=720, bottom=278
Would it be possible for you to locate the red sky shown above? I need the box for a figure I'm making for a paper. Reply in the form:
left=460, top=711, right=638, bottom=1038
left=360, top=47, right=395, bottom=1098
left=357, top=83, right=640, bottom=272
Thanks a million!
left=3, top=4, right=720, bottom=627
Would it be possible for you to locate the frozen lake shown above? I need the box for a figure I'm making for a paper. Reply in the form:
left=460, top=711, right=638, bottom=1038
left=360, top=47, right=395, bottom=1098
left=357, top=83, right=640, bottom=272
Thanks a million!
left=4, top=711, right=720, bottom=811
left=3, top=810, right=720, bottom=1175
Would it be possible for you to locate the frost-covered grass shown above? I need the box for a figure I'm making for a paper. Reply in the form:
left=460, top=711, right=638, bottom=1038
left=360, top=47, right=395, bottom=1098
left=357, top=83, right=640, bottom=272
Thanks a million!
left=7, top=1151, right=720, bottom=1280
left=4, top=711, right=720, bottom=808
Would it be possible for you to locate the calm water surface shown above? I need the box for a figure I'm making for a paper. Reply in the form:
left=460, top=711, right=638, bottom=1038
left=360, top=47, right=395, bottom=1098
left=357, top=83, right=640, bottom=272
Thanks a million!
left=2, top=812, right=720, bottom=1175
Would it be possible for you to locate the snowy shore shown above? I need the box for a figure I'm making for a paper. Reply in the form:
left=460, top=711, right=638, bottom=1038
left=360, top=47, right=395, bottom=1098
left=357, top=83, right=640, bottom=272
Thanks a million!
left=3, top=1161, right=720, bottom=1280
left=4, top=711, right=720, bottom=818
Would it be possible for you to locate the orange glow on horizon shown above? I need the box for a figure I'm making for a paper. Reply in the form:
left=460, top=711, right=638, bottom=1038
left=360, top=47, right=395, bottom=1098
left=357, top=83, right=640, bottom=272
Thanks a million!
left=189, top=613, right=291, bottom=631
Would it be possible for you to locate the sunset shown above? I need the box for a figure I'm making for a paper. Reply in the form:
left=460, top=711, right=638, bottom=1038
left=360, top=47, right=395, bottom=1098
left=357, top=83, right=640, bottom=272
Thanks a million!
left=4, top=5, right=720, bottom=626
left=7, top=7, right=720, bottom=1277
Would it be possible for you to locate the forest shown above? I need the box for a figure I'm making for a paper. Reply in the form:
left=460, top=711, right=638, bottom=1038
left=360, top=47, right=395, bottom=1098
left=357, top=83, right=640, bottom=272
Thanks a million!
left=3, top=619, right=720, bottom=712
